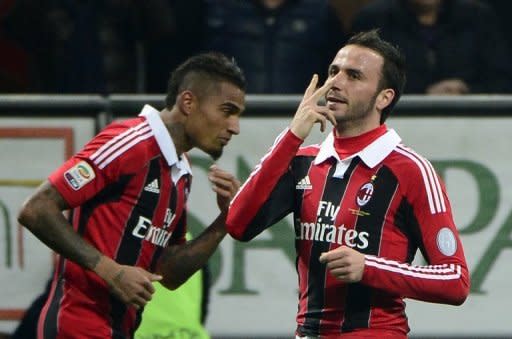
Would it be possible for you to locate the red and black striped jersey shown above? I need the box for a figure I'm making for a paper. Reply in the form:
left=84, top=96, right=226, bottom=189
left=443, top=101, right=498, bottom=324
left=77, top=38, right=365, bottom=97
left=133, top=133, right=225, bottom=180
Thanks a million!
left=227, top=128, right=469, bottom=338
left=41, top=105, right=191, bottom=338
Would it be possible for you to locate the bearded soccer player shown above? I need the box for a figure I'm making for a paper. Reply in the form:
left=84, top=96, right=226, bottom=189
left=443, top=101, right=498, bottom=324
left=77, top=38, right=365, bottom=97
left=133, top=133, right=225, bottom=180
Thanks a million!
left=18, top=52, right=245, bottom=339
left=226, top=30, right=469, bottom=338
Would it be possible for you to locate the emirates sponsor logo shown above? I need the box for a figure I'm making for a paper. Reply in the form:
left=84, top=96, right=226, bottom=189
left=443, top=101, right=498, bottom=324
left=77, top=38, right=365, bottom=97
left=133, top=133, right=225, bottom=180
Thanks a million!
left=296, top=220, right=369, bottom=249
left=294, top=200, right=369, bottom=249
left=132, top=216, right=172, bottom=247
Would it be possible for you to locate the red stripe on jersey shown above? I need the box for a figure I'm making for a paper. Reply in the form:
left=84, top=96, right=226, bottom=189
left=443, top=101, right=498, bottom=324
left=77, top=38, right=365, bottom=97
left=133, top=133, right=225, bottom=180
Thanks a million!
left=395, top=145, right=446, bottom=214
left=296, top=144, right=321, bottom=157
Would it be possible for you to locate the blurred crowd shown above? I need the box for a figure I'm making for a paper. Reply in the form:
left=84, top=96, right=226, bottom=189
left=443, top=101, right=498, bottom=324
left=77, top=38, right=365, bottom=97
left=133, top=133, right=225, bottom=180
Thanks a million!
left=1, top=0, right=511, bottom=95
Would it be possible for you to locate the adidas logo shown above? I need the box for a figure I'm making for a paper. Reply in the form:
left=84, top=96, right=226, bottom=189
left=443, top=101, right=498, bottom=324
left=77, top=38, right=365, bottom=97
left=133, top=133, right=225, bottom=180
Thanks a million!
left=296, top=175, right=312, bottom=190
left=144, top=179, right=160, bottom=193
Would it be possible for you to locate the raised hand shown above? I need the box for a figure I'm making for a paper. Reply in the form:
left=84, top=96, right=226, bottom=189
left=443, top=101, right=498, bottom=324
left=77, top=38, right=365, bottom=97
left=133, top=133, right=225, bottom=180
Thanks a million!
left=319, top=245, right=365, bottom=283
left=290, top=73, right=339, bottom=139
left=208, top=164, right=241, bottom=213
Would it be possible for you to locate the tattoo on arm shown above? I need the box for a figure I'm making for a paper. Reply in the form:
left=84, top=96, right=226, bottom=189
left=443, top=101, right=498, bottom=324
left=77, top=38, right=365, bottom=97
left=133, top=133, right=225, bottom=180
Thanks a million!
left=159, top=214, right=227, bottom=288
left=18, top=181, right=104, bottom=271
left=111, top=269, right=125, bottom=286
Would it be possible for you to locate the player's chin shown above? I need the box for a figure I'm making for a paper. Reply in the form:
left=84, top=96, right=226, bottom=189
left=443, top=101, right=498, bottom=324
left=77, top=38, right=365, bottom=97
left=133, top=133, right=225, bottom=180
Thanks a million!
left=332, top=109, right=349, bottom=122
left=207, top=147, right=223, bottom=161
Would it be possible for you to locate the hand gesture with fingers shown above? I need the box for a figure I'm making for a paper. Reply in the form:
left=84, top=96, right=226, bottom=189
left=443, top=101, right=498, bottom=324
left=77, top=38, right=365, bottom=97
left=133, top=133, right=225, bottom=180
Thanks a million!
left=208, top=164, right=241, bottom=213
left=319, top=245, right=365, bottom=283
left=290, top=73, right=339, bottom=139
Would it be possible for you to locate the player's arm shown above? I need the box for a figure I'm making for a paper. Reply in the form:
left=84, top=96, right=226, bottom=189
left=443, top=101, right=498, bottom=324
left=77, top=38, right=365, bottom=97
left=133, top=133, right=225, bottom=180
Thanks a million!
left=18, top=180, right=162, bottom=309
left=226, top=129, right=300, bottom=241
left=321, top=231, right=469, bottom=306
left=227, top=74, right=339, bottom=240
left=157, top=165, right=239, bottom=290
left=360, top=194, right=469, bottom=305
left=18, top=181, right=102, bottom=272
left=320, top=166, right=469, bottom=305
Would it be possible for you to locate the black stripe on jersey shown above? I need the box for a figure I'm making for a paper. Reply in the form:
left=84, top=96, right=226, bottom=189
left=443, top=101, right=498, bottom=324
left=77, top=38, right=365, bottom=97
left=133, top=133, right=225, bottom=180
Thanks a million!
left=292, top=156, right=315, bottom=241
left=77, top=174, right=132, bottom=235
left=42, top=260, right=66, bottom=338
left=246, top=172, right=295, bottom=239
left=115, top=158, right=161, bottom=265
left=342, top=165, right=398, bottom=332
left=110, top=295, right=127, bottom=339
left=302, top=159, right=358, bottom=335
left=293, top=156, right=315, bottom=299
left=111, top=157, right=162, bottom=337
left=148, top=183, right=178, bottom=272
left=395, top=198, right=425, bottom=263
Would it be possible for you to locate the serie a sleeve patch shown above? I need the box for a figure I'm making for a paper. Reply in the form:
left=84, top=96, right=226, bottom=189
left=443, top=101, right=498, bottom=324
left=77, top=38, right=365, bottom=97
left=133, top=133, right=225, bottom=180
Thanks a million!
left=436, top=227, right=457, bottom=256
left=64, top=160, right=96, bottom=190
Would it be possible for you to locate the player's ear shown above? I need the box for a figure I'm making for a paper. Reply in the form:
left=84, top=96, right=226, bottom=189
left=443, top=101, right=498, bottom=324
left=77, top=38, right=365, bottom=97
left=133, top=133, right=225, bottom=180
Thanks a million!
left=376, top=88, right=394, bottom=112
left=177, top=90, right=196, bottom=116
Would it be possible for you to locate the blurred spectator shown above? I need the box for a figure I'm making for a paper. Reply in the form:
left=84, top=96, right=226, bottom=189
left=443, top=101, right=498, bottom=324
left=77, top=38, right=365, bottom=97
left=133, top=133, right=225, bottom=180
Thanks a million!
left=45, top=0, right=109, bottom=93
left=2, top=0, right=205, bottom=94
left=204, top=0, right=346, bottom=94
left=484, top=1, right=512, bottom=49
left=137, top=0, right=205, bottom=93
left=328, top=0, right=374, bottom=34
left=0, top=0, right=52, bottom=92
left=352, top=0, right=512, bottom=94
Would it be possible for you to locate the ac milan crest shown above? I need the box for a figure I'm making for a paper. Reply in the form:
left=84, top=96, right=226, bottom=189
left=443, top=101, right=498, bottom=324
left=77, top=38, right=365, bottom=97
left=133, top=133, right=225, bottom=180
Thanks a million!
left=356, top=182, right=374, bottom=207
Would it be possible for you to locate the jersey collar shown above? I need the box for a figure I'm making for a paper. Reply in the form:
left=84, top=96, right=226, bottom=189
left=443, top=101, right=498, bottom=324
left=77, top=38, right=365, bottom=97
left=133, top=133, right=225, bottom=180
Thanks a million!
left=139, top=105, right=192, bottom=180
left=313, top=128, right=401, bottom=178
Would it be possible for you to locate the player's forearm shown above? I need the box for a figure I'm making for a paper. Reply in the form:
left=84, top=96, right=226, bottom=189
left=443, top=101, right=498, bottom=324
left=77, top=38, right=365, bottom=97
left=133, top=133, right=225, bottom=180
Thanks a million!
left=227, top=128, right=302, bottom=240
left=18, top=188, right=103, bottom=272
left=361, top=255, right=470, bottom=305
left=158, top=213, right=227, bottom=290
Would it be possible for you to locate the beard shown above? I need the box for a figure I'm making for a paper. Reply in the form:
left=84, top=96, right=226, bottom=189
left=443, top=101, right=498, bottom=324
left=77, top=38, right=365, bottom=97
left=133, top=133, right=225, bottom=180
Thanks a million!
left=335, top=91, right=378, bottom=124
left=208, top=147, right=223, bottom=161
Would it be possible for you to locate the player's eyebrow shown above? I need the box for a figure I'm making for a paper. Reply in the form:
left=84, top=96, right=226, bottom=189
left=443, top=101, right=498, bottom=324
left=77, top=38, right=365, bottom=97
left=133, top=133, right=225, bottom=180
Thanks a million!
left=221, top=102, right=244, bottom=114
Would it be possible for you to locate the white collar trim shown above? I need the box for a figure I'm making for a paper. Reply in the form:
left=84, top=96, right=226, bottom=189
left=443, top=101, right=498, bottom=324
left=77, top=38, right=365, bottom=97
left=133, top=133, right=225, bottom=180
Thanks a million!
left=139, top=105, right=192, bottom=180
left=314, top=129, right=401, bottom=178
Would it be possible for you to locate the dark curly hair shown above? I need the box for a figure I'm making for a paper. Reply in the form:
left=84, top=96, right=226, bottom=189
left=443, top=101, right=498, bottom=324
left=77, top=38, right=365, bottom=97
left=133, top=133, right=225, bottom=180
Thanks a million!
left=165, top=52, right=247, bottom=108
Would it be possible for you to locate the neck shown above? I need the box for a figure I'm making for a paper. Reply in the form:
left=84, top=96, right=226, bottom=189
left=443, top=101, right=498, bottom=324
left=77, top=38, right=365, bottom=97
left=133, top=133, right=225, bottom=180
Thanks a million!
left=334, top=115, right=381, bottom=138
left=161, top=108, right=190, bottom=156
